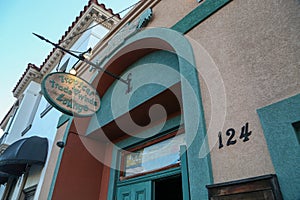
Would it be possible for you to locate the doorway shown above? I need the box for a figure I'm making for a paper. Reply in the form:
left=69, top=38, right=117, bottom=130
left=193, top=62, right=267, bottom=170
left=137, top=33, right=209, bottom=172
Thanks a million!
left=116, top=175, right=183, bottom=200
left=155, top=175, right=183, bottom=200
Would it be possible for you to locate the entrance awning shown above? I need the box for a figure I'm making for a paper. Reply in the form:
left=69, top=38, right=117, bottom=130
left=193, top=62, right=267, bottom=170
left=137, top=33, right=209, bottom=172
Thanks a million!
left=0, top=136, right=48, bottom=176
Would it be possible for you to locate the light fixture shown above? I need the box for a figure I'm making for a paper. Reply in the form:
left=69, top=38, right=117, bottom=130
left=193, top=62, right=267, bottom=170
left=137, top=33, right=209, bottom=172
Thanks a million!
left=68, top=48, right=92, bottom=76
left=69, top=67, right=77, bottom=75
left=81, top=47, right=92, bottom=60
left=56, top=141, right=65, bottom=148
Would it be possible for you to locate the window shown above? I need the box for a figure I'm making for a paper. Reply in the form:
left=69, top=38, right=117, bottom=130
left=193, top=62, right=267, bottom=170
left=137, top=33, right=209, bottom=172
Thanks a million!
left=120, top=130, right=185, bottom=180
left=115, top=126, right=190, bottom=200
left=21, top=93, right=42, bottom=136
left=1, top=100, right=19, bottom=143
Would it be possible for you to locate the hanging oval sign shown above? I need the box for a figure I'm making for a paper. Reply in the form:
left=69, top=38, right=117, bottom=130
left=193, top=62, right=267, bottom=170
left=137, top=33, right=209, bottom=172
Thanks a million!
left=41, top=72, right=101, bottom=117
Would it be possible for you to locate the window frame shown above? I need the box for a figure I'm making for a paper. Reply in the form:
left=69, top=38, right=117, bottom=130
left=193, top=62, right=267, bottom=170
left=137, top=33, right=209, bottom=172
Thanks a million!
left=21, top=93, right=42, bottom=136
left=119, top=128, right=185, bottom=181
left=40, top=103, right=53, bottom=118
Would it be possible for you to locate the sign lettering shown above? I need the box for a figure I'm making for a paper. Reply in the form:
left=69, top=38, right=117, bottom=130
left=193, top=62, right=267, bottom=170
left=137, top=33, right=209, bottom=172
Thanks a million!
left=41, top=72, right=101, bottom=117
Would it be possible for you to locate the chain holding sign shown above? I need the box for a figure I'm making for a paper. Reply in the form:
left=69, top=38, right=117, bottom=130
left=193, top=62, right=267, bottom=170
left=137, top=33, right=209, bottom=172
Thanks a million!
left=41, top=72, right=101, bottom=117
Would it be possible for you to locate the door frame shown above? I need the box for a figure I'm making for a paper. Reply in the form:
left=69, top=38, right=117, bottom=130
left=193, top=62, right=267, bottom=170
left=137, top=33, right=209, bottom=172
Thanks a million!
left=107, top=118, right=190, bottom=199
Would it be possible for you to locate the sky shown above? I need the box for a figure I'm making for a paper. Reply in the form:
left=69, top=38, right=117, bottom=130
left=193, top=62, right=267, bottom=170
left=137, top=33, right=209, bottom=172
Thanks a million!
left=0, top=0, right=139, bottom=134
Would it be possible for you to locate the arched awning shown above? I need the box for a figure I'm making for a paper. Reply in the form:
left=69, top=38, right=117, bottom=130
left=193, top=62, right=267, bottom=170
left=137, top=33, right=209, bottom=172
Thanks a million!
left=0, top=136, right=48, bottom=176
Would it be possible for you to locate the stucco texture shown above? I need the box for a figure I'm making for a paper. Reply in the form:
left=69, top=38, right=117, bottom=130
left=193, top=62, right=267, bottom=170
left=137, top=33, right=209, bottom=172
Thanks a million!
left=187, top=0, right=300, bottom=183
left=149, top=0, right=199, bottom=28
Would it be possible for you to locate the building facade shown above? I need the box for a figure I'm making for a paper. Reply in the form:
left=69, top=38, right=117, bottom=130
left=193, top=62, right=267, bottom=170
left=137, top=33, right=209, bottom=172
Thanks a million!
left=1, top=0, right=299, bottom=200
left=0, top=1, right=120, bottom=199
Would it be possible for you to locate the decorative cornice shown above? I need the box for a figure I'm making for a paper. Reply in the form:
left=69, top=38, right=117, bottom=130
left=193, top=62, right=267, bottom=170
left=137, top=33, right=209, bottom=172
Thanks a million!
left=12, top=64, right=42, bottom=98
left=38, top=1, right=120, bottom=77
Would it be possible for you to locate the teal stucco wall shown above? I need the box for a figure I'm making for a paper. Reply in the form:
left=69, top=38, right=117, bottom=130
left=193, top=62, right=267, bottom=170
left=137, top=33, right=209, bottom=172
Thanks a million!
left=257, top=94, right=300, bottom=200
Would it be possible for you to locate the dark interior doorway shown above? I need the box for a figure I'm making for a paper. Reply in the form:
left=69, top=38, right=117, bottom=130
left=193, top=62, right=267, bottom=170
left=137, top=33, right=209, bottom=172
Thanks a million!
left=155, top=175, right=183, bottom=200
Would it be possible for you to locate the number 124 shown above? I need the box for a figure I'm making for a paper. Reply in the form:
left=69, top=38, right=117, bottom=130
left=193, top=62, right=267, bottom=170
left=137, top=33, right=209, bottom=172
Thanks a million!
left=218, top=122, right=252, bottom=149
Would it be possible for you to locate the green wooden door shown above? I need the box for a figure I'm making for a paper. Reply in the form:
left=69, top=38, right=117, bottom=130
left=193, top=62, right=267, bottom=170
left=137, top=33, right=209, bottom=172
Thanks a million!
left=117, top=181, right=152, bottom=200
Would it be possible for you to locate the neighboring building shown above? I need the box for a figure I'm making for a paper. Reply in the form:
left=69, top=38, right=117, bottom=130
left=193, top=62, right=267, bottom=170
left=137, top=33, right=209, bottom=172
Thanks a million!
left=1, top=0, right=300, bottom=200
left=0, top=1, right=120, bottom=199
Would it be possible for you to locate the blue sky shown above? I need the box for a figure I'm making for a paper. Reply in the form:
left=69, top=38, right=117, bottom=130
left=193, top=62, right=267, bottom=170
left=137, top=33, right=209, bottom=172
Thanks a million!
left=0, top=0, right=139, bottom=133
